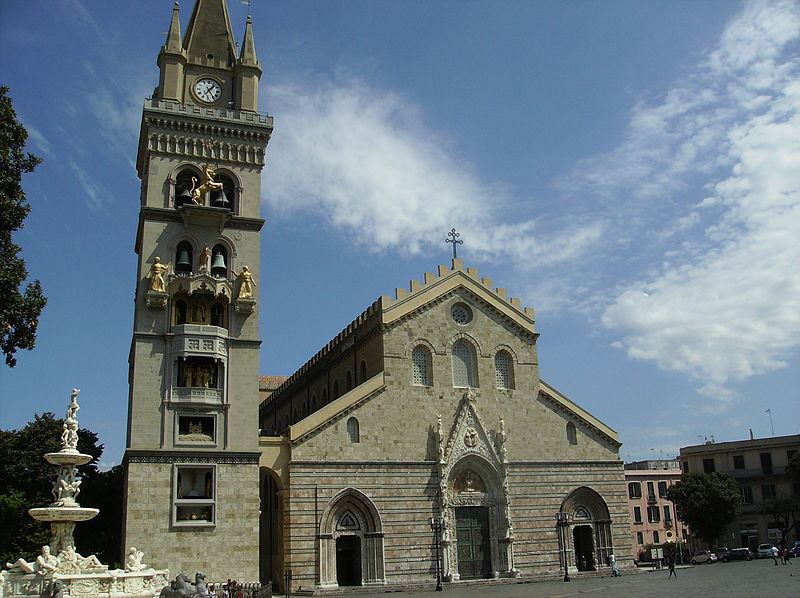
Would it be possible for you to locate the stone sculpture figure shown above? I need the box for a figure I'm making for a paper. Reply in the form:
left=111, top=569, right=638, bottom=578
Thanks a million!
left=189, top=165, right=224, bottom=205
left=6, top=546, right=59, bottom=576
left=199, top=246, right=210, bottom=271
left=233, top=266, right=256, bottom=299
left=125, top=547, right=148, bottom=572
left=160, top=573, right=209, bottom=598
left=147, top=257, right=169, bottom=292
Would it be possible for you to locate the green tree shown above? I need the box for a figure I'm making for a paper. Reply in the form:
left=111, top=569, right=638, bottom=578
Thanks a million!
left=74, top=465, right=124, bottom=568
left=0, top=85, right=46, bottom=367
left=0, top=413, right=103, bottom=564
left=666, top=472, right=742, bottom=548
left=760, top=494, right=799, bottom=548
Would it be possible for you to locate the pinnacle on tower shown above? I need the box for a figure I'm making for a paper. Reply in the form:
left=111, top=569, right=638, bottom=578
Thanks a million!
left=164, top=2, right=183, bottom=53
left=239, top=15, right=259, bottom=68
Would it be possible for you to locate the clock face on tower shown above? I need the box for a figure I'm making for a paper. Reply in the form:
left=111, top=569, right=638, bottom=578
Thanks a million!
left=193, top=78, right=222, bottom=103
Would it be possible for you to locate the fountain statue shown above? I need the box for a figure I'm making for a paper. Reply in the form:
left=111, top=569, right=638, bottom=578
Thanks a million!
left=1, top=390, right=169, bottom=598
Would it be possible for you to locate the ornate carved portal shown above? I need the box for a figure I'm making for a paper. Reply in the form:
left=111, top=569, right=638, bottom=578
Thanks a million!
left=318, top=488, right=386, bottom=589
left=435, top=392, right=517, bottom=581
left=559, top=487, right=614, bottom=573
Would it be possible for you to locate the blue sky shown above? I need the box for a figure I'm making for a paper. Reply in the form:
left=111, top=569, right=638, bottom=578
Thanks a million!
left=1, top=0, right=798, bottom=469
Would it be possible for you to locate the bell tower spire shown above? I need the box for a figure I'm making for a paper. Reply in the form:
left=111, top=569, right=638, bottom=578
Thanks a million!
left=156, top=2, right=187, bottom=102
left=236, top=15, right=261, bottom=112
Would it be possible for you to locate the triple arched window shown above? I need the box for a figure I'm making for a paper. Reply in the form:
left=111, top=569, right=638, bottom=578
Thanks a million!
left=412, top=345, right=433, bottom=386
left=494, top=350, right=514, bottom=389
left=452, top=340, right=478, bottom=388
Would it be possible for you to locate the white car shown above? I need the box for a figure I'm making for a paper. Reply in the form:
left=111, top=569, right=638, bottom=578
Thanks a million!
left=691, top=550, right=718, bottom=565
left=757, top=543, right=775, bottom=558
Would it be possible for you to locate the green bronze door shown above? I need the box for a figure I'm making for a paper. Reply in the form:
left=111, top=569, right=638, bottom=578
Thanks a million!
left=455, top=506, right=491, bottom=579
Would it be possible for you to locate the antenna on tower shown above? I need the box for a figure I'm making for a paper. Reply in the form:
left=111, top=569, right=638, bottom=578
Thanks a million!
left=765, top=408, right=775, bottom=436
left=241, top=0, right=252, bottom=18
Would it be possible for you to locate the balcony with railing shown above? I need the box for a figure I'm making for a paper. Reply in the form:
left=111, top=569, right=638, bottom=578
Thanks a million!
left=171, top=387, right=223, bottom=405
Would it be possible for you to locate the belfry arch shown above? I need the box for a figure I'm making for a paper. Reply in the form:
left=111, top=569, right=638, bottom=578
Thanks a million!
left=560, top=486, right=613, bottom=572
left=318, top=488, right=386, bottom=588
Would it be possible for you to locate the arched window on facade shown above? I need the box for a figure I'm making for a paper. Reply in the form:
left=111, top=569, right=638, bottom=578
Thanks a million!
left=566, top=422, right=578, bottom=445
left=494, top=350, right=514, bottom=389
left=347, top=417, right=360, bottom=443
left=175, top=241, right=193, bottom=274
left=333, top=379, right=339, bottom=399
left=359, top=360, right=367, bottom=383
left=210, top=244, right=228, bottom=278
left=346, top=371, right=353, bottom=392
left=452, top=339, right=478, bottom=388
left=322, top=387, right=328, bottom=405
left=311, top=395, right=317, bottom=411
left=411, top=345, right=432, bottom=386
left=211, top=173, right=235, bottom=210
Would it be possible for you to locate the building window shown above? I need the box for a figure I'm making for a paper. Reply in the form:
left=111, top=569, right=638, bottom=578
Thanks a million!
left=703, top=458, right=715, bottom=473
left=663, top=505, right=672, bottom=523
left=311, top=395, right=317, bottom=411
left=741, top=485, right=753, bottom=505
left=452, top=340, right=477, bottom=388
left=682, top=461, right=689, bottom=473
left=346, top=370, right=353, bottom=392
left=628, top=482, right=642, bottom=499
left=359, top=360, right=367, bottom=383
left=647, top=506, right=660, bottom=523
left=174, top=464, right=215, bottom=525
left=566, top=422, right=577, bottom=445
left=333, top=379, right=339, bottom=399
left=633, top=506, right=642, bottom=524
left=451, top=302, right=473, bottom=325
left=636, top=531, right=644, bottom=545
left=174, top=299, right=188, bottom=325
left=176, top=414, right=215, bottom=444
left=412, top=345, right=432, bottom=386
left=733, top=455, right=745, bottom=470
left=494, top=351, right=514, bottom=389
left=322, top=387, right=328, bottom=405
left=176, top=356, right=219, bottom=389
left=653, top=531, right=660, bottom=544
left=647, top=481, right=656, bottom=501
left=347, top=417, right=359, bottom=443
left=657, top=481, right=668, bottom=497
left=761, top=484, right=776, bottom=500
left=760, top=452, right=773, bottom=475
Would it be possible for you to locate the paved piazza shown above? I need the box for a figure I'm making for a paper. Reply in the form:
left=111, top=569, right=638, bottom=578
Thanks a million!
left=296, top=559, right=798, bottom=598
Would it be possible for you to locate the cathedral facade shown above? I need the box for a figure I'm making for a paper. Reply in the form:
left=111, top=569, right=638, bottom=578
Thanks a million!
left=123, top=0, right=632, bottom=592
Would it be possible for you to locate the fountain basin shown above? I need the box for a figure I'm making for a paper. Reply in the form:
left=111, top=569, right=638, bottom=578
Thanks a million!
left=29, top=507, right=99, bottom=522
left=45, top=452, right=94, bottom=466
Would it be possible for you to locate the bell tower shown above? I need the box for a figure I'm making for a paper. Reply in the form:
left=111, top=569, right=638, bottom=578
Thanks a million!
left=123, top=0, right=272, bottom=580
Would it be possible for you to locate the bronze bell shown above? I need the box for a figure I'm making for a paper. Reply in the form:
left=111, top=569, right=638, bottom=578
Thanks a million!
left=176, top=249, right=191, bottom=272
left=176, top=187, right=193, bottom=207
left=210, top=252, right=227, bottom=277
left=212, top=189, right=230, bottom=209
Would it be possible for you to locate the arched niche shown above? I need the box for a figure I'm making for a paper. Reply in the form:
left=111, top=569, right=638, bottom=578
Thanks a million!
left=318, top=488, right=385, bottom=588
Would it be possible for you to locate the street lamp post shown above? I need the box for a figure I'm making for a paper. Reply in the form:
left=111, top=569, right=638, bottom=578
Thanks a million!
left=429, top=516, right=444, bottom=591
left=556, top=512, right=571, bottom=582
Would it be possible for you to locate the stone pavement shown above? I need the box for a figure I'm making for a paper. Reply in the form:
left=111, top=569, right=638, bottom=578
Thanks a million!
left=281, top=558, right=799, bottom=598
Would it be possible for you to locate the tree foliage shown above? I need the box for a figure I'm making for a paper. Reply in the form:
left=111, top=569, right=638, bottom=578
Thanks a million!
left=787, top=451, right=800, bottom=490
left=0, top=413, right=103, bottom=564
left=0, top=85, right=46, bottom=367
left=666, top=472, right=742, bottom=547
left=760, top=494, right=799, bottom=548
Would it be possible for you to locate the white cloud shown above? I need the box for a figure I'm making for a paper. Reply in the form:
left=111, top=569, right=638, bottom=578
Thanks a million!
left=263, top=77, right=602, bottom=264
left=598, top=0, right=800, bottom=400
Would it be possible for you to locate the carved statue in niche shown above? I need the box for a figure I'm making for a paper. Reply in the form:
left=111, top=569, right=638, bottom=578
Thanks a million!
left=233, top=266, right=256, bottom=299
left=454, top=469, right=485, bottom=494
left=199, top=246, right=211, bottom=271
left=189, top=164, right=224, bottom=205
left=147, top=257, right=169, bottom=292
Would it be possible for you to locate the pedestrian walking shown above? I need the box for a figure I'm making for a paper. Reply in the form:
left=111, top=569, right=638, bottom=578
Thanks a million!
left=771, top=545, right=779, bottom=565
left=609, top=554, right=621, bottom=577
left=668, top=557, right=677, bottom=578
left=782, top=546, right=791, bottom=565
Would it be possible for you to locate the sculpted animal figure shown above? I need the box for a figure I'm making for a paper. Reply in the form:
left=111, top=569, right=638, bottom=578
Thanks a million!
left=189, top=165, right=224, bottom=205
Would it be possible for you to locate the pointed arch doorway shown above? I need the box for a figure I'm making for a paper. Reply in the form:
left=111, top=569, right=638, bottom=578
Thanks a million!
left=319, top=488, right=386, bottom=588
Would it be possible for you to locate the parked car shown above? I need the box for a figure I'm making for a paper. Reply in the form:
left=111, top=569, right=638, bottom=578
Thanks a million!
left=757, top=543, right=775, bottom=558
left=719, top=548, right=753, bottom=562
left=691, top=550, right=718, bottom=565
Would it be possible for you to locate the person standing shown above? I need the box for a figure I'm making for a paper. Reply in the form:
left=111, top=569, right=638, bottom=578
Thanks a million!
left=668, top=557, right=677, bottom=579
left=772, top=545, right=780, bottom=565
